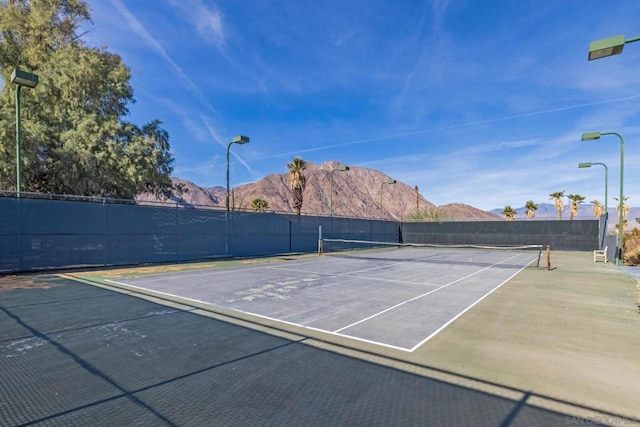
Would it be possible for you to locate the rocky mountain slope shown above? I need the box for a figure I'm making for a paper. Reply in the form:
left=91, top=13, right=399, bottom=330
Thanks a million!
left=138, top=161, right=500, bottom=221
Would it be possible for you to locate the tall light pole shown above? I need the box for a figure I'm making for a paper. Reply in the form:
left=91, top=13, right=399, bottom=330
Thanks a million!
left=329, top=164, right=349, bottom=217
left=581, top=132, right=624, bottom=265
left=588, top=34, right=640, bottom=60
left=379, top=178, right=397, bottom=219
left=11, top=68, right=39, bottom=198
left=578, top=162, right=608, bottom=215
left=226, top=135, right=249, bottom=212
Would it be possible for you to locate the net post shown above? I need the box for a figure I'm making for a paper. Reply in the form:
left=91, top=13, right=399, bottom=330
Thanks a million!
left=546, top=245, right=551, bottom=270
left=318, top=225, right=323, bottom=256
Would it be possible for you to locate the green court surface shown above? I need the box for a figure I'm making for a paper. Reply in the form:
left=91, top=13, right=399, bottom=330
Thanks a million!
left=410, top=251, right=640, bottom=421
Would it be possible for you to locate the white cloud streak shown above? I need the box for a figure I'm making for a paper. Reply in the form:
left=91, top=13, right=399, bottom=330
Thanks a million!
left=255, top=94, right=640, bottom=161
left=108, top=0, right=221, bottom=116
left=166, top=0, right=226, bottom=49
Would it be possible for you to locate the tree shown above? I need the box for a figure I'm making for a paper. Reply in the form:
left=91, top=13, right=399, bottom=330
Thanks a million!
left=502, top=205, right=517, bottom=221
left=287, top=157, right=307, bottom=215
left=591, top=199, right=604, bottom=219
left=250, top=198, right=269, bottom=212
left=622, top=228, right=640, bottom=265
left=549, top=191, right=565, bottom=220
left=525, top=200, right=538, bottom=220
left=613, top=196, right=630, bottom=220
left=404, top=207, right=448, bottom=222
left=0, top=0, right=174, bottom=198
left=567, top=194, right=585, bottom=220
left=614, top=219, right=629, bottom=236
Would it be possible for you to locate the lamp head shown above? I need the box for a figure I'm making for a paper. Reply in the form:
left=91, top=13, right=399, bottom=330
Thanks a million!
left=578, top=162, right=592, bottom=168
left=385, top=179, right=397, bottom=184
left=232, top=135, right=250, bottom=144
left=588, top=34, right=625, bottom=60
left=11, top=68, right=39, bottom=88
left=581, top=131, right=601, bottom=141
left=335, top=165, right=350, bottom=171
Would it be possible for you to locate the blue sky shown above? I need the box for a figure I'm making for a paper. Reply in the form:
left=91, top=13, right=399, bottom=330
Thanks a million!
left=81, top=0, right=640, bottom=211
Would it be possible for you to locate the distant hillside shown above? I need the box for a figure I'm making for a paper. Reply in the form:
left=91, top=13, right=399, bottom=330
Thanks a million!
left=490, top=203, right=640, bottom=231
left=137, top=160, right=500, bottom=221
left=490, top=203, right=592, bottom=220
left=438, top=203, right=501, bottom=221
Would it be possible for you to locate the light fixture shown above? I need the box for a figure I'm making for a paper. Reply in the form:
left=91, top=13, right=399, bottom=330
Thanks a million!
left=11, top=68, right=39, bottom=197
left=226, top=135, right=250, bottom=212
left=588, top=33, right=640, bottom=60
left=577, top=161, right=608, bottom=215
left=329, top=164, right=350, bottom=217
left=380, top=179, right=397, bottom=219
left=581, top=131, right=624, bottom=265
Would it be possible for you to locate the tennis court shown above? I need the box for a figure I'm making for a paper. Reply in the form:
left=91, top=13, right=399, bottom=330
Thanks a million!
left=94, top=243, right=543, bottom=352
left=5, top=250, right=640, bottom=425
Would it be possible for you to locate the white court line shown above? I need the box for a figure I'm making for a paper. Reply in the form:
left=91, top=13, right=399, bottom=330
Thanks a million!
left=266, top=266, right=441, bottom=288
left=408, top=257, right=537, bottom=352
left=104, top=252, right=535, bottom=353
left=118, top=255, right=348, bottom=284
left=104, top=278, right=215, bottom=307
left=104, top=278, right=412, bottom=351
left=124, top=263, right=276, bottom=284
left=271, top=255, right=434, bottom=277
left=212, top=306, right=414, bottom=352
left=334, top=252, right=524, bottom=334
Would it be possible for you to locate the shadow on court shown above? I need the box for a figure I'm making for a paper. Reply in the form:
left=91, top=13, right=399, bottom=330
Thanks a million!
left=1, top=274, right=635, bottom=426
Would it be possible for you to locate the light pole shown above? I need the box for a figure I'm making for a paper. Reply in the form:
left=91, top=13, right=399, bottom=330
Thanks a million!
left=578, top=162, right=608, bottom=215
left=226, top=135, right=249, bottom=212
left=581, top=132, right=624, bottom=265
left=11, top=68, right=39, bottom=198
left=379, top=179, right=397, bottom=219
left=588, top=34, right=640, bottom=60
left=329, top=164, right=349, bottom=217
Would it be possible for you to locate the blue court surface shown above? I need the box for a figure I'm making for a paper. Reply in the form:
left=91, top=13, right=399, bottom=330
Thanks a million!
left=101, top=247, right=540, bottom=352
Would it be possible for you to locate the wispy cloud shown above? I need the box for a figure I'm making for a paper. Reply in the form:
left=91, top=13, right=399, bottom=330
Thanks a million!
left=431, top=0, right=450, bottom=32
left=166, top=0, right=226, bottom=49
left=108, top=0, right=221, bottom=116
left=108, top=0, right=258, bottom=177
left=199, top=115, right=256, bottom=178
left=254, top=94, right=640, bottom=161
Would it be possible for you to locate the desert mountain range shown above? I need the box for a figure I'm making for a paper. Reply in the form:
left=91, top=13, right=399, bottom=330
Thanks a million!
left=137, top=160, right=501, bottom=221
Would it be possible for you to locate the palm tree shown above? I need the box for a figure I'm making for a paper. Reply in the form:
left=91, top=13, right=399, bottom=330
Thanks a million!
left=525, top=200, right=538, bottom=220
left=591, top=199, right=604, bottom=219
left=612, top=196, right=630, bottom=219
left=502, top=205, right=517, bottom=221
left=549, top=191, right=565, bottom=220
left=250, top=198, right=269, bottom=212
left=567, top=194, right=586, bottom=220
left=287, top=157, right=307, bottom=215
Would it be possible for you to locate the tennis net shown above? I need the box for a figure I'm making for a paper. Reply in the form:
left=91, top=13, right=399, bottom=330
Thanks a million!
left=319, top=238, right=546, bottom=268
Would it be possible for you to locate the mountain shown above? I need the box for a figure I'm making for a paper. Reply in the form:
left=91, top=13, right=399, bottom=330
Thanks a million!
left=136, top=178, right=222, bottom=208
left=438, top=203, right=501, bottom=221
left=137, top=160, right=501, bottom=221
